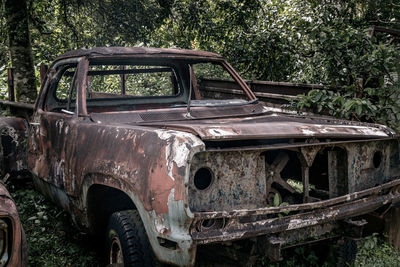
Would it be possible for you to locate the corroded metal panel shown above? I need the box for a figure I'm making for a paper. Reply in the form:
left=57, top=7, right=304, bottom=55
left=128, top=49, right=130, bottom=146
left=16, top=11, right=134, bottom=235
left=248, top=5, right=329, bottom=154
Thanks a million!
left=346, top=140, right=400, bottom=193
left=189, top=151, right=266, bottom=212
left=28, top=113, right=203, bottom=215
left=141, top=114, right=394, bottom=141
left=28, top=113, right=205, bottom=265
left=191, top=180, right=400, bottom=244
left=0, top=183, right=27, bottom=267
left=55, top=47, right=224, bottom=61
left=0, top=117, right=28, bottom=177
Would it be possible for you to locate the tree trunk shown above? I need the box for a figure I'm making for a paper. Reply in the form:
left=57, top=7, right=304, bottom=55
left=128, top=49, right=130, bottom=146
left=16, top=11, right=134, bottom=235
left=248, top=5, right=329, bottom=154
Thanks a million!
left=4, top=0, right=37, bottom=103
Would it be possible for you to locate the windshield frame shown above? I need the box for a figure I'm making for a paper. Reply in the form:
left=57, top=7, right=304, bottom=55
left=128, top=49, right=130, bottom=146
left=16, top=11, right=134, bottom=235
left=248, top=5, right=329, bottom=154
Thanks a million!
left=56, top=56, right=256, bottom=117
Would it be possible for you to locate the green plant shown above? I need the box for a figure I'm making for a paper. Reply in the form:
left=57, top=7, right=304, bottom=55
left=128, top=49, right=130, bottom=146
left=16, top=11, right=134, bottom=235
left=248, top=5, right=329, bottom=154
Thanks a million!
left=6, top=181, right=100, bottom=267
left=288, top=82, right=400, bottom=130
left=355, top=233, right=400, bottom=267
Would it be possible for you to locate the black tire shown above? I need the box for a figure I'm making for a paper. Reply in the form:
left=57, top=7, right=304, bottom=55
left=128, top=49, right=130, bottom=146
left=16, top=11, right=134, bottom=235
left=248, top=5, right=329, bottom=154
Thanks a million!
left=105, top=210, right=159, bottom=267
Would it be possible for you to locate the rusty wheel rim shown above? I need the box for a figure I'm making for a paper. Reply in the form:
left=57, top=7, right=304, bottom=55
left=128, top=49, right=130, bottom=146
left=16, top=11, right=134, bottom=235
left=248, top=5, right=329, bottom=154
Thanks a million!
left=110, top=236, right=124, bottom=265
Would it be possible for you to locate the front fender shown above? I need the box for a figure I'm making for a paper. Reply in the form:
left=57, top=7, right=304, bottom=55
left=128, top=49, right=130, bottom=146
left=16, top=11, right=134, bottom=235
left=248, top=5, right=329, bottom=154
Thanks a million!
left=71, top=126, right=205, bottom=266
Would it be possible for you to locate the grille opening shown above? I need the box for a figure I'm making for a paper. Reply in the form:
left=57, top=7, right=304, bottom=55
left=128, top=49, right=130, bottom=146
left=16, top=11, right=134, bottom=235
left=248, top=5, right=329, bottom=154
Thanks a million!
left=194, top=167, right=214, bottom=190
left=309, top=150, right=330, bottom=200
left=264, top=149, right=304, bottom=205
left=310, top=148, right=348, bottom=199
left=264, top=147, right=348, bottom=205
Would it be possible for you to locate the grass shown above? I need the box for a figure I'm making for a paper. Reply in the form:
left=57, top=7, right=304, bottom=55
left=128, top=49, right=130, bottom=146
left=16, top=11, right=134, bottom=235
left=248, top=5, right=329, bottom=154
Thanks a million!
left=7, top=180, right=101, bottom=267
left=5, top=179, right=400, bottom=266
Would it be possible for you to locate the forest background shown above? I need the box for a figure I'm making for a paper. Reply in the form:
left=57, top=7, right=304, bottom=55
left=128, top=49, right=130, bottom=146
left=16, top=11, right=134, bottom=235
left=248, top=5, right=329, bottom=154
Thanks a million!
left=1, top=0, right=400, bottom=127
left=1, top=0, right=400, bottom=266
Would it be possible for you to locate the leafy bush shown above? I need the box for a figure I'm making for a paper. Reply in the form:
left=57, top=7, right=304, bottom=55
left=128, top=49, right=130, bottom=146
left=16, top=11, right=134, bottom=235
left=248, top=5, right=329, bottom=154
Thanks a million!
left=286, top=9, right=400, bottom=129
left=355, top=233, right=400, bottom=267
left=288, top=83, right=400, bottom=130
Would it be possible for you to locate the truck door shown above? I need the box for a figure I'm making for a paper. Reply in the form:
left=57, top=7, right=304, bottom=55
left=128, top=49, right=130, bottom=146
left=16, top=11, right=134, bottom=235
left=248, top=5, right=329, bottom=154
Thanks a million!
left=28, top=58, right=83, bottom=208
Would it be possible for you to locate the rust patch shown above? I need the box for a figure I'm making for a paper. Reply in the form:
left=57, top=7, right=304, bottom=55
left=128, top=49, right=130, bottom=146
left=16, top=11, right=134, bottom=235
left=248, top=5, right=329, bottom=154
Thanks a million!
left=0, top=182, right=27, bottom=267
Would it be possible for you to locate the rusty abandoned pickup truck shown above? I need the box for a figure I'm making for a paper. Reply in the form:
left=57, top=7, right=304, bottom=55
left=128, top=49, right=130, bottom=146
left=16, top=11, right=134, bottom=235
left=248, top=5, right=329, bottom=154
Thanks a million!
left=1, top=47, right=400, bottom=266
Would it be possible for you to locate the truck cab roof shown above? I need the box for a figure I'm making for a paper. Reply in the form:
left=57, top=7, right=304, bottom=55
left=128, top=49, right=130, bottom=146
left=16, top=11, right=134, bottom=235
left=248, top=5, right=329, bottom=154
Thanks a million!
left=55, top=47, right=223, bottom=61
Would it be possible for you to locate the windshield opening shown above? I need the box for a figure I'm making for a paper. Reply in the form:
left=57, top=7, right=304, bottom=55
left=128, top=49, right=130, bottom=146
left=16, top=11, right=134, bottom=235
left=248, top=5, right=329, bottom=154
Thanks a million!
left=190, top=62, right=250, bottom=106
left=82, top=58, right=253, bottom=114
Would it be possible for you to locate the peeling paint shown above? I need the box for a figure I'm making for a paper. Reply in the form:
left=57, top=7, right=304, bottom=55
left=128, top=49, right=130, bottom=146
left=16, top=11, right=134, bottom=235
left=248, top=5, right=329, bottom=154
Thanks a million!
left=0, top=183, right=27, bottom=267
left=287, top=218, right=318, bottom=230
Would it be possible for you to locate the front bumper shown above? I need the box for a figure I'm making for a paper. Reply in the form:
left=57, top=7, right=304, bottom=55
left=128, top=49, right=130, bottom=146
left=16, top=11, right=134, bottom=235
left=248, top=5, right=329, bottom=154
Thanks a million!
left=191, top=179, right=400, bottom=244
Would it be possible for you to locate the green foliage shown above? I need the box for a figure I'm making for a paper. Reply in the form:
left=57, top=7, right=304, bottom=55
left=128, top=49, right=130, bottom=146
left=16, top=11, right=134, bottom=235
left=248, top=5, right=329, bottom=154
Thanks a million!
left=152, top=0, right=296, bottom=81
left=257, top=245, right=325, bottom=267
left=273, top=193, right=280, bottom=207
left=281, top=0, right=400, bottom=129
left=27, top=0, right=174, bottom=61
left=88, top=65, right=175, bottom=97
left=1, top=0, right=174, bottom=98
left=289, top=83, right=400, bottom=130
left=256, top=234, right=400, bottom=267
left=7, top=181, right=100, bottom=267
left=0, top=2, right=10, bottom=97
left=355, top=233, right=400, bottom=266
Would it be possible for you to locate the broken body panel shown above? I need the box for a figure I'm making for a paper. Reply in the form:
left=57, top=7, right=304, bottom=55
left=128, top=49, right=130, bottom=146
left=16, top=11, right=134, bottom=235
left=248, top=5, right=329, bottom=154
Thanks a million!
left=0, top=182, right=27, bottom=267
left=2, top=47, right=400, bottom=266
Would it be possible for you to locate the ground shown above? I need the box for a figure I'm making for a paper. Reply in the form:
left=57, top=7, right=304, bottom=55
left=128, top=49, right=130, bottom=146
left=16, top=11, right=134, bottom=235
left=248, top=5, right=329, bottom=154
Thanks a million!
left=6, top=179, right=400, bottom=267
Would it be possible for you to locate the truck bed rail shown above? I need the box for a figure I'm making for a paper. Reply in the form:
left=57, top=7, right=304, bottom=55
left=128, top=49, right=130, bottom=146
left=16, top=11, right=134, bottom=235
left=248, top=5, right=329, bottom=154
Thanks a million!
left=199, top=78, right=333, bottom=107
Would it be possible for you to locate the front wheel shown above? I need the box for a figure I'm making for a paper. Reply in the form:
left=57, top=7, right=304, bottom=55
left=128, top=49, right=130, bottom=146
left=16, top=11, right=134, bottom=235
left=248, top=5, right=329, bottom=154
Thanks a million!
left=105, top=210, right=159, bottom=267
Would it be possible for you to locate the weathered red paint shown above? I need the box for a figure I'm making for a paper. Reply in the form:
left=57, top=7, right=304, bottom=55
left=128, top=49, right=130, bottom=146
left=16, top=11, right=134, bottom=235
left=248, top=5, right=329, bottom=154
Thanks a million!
left=0, top=182, right=27, bottom=267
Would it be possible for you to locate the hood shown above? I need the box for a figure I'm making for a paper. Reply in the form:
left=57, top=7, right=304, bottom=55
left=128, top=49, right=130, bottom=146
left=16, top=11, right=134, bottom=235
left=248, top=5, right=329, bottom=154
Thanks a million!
left=138, top=114, right=395, bottom=141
